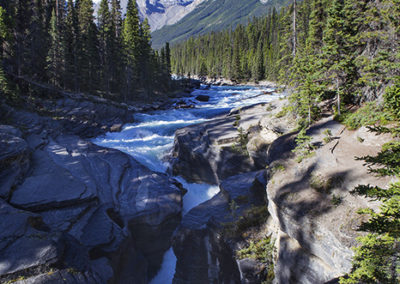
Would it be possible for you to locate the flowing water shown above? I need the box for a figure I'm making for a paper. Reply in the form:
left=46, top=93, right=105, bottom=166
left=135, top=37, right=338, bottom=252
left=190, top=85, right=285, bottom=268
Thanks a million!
left=92, top=84, right=283, bottom=283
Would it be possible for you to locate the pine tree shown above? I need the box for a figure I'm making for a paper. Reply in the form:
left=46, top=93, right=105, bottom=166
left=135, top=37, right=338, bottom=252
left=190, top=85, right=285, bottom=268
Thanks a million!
left=307, top=0, right=327, bottom=52
left=13, top=0, right=31, bottom=77
left=46, top=8, right=63, bottom=87
left=322, top=0, right=354, bottom=115
left=64, top=0, right=80, bottom=91
left=122, top=0, right=140, bottom=99
left=78, top=0, right=99, bottom=92
left=110, top=0, right=122, bottom=93
left=252, top=40, right=264, bottom=81
left=165, top=42, right=171, bottom=76
left=0, top=6, right=10, bottom=97
left=340, top=80, right=400, bottom=283
left=27, top=0, right=47, bottom=81
left=97, top=0, right=113, bottom=94
left=138, top=18, right=153, bottom=96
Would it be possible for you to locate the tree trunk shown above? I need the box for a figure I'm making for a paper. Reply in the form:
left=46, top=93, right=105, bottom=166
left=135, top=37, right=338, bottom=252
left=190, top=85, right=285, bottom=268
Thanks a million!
left=336, top=77, right=341, bottom=116
left=292, top=0, right=297, bottom=57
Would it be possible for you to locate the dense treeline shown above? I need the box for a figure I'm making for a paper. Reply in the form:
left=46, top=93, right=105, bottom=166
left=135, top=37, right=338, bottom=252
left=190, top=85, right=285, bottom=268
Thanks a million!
left=172, top=0, right=400, bottom=123
left=0, top=0, right=172, bottom=102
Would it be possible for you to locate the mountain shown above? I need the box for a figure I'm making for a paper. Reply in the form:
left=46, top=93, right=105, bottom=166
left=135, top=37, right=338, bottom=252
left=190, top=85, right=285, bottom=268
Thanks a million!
left=151, top=0, right=291, bottom=49
left=94, top=0, right=206, bottom=32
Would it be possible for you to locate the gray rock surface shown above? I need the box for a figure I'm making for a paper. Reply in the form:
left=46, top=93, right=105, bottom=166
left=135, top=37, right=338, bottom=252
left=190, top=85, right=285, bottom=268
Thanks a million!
left=172, top=171, right=268, bottom=283
left=0, top=94, right=183, bottom=283
left=0, top=126, right=30, bottom=199
left=171, top=103, right=277, bottom=184
left=265, top=115, right=392, bottom=283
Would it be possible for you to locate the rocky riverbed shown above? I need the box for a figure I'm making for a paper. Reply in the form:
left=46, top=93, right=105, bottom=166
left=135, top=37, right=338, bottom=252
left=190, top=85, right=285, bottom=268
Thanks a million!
left=0, top=83, right=392, bottom=284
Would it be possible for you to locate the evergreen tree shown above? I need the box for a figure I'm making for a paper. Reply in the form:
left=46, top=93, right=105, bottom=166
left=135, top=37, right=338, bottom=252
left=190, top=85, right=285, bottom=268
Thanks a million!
left=165, top=42, right=171, bottom=76
left=64, top=0, right=80, bottom=91
left=0, top=6, right=10, bottom=97
left=322, top=0, right=354, bottom=115
left=27, top=0, right=47, bottom=81
left=97, top=0, right=113, bottom=94
left=78, top=0, right=99, bottom=92
left=138, top=18, right=153, bottom=96
left=341, top=80, right=400, bottom=283
left=110, top=0, right=122, bottom=93
left=13, top=0, right=31, bottom=76
left=46, top=8, right=63, bottom=87
left=122, top=0, right=140, bottom=99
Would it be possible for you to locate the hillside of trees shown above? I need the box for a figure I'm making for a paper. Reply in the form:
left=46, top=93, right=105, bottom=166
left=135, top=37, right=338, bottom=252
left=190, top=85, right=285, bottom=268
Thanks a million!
left=151, top=0, right=291, bottom=49
left=0, top=0, right=172, bottom=103
left=171, top=0, right=399, bottom=106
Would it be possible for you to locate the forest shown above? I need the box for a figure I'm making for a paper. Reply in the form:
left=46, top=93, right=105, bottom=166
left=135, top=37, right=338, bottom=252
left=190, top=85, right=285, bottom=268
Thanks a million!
left=0, top=0, right=172, bottom=102
left=171, top=0, right=399, bottom=112
left=172, top=0, right=400, bottom=282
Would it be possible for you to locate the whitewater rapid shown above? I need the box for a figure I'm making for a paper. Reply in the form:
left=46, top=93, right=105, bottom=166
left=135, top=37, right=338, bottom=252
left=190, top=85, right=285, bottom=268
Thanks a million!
left=92, top=84, right=283, bottom=283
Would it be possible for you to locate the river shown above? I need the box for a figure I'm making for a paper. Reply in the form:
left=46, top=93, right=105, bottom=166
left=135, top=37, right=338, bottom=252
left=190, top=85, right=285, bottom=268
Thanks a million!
left=92, top=84, right=282, bottom=283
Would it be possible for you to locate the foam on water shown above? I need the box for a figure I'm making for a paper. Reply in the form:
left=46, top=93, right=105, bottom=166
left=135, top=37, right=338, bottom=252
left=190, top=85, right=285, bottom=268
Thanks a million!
left=93, top=84, right=283, bottom=283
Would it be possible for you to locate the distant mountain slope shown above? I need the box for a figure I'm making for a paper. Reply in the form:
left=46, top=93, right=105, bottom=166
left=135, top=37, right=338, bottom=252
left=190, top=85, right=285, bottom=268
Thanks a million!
left=151, top=0, right=290, bottom=49
left=94, top=0, right=206, bottom=32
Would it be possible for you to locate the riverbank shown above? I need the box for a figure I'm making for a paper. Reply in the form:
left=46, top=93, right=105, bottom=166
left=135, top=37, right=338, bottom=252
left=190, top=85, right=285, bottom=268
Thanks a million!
left=189, top=75, right=283, bottom=89
left=1, top=82, right=391, bottom=283
left=0, top=82, right=202, bottom=283
left=0, top=82, right=279, bottom=283
left=168, top=95, right=392, bottom=283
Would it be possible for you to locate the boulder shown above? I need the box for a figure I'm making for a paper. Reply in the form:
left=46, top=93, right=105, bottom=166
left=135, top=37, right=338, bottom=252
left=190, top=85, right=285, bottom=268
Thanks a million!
left=0, top=126, right=30, bottom=199
left=0, top=199, right=111, bottom=284
left=110, top=123, right=123, bottom=132
left=195, top=95, right=210, bottom=102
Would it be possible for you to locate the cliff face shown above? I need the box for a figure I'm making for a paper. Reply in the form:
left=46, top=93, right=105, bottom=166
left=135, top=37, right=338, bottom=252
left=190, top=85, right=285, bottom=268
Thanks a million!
left=0, top=95, right=183, bottom=283
left=170, top=98, right=392, bottom=283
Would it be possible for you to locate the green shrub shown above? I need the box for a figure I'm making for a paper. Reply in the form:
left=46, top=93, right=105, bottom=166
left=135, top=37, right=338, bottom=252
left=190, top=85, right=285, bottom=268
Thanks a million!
left=231, top=127, right=249, bottom=155
left=275, top=106, right=289, bottom=118
left=384, top=79, right=400, bottom=120
left=270, top=164, right=285, bottom=175
left=292, top=128, right=315, bottom=163
left=237, top=236, right=274, bottom=264
left=338, top=102, right=390, bottom=130
left=331, top=194, right=342, bottom=206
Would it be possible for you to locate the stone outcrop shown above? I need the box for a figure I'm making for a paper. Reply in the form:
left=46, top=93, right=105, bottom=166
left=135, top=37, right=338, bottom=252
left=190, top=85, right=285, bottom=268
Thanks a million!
left=265, top=117, right=392, bottom=283
left=0, top=94, right=183, bottom=283
left=171, top=102, right=291, bottom=184
left=169, top=98, right=392, bottom=283
left=172, top=171, right=268, bottom=284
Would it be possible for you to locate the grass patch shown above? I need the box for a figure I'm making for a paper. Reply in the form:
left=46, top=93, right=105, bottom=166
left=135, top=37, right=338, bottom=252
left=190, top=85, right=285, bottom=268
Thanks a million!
left=275, top=107, right=289, bottom=118
left=269, top=164, right=285, bottom=176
